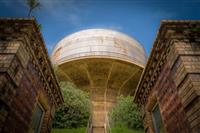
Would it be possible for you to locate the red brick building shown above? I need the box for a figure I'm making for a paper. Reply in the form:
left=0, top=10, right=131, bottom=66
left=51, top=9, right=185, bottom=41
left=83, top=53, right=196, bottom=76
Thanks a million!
left=0, top=18, right=63, bottom=133
left=134, top=21, right=200, bottom=133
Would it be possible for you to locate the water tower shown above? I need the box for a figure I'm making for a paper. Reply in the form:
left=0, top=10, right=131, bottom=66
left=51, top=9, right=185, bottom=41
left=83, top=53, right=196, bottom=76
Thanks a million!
left=51, top=29, right=146, bottom=133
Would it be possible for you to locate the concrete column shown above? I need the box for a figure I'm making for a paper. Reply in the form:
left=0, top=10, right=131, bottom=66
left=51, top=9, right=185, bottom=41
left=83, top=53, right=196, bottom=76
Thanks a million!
left=90, top=87, right=116, bottom=133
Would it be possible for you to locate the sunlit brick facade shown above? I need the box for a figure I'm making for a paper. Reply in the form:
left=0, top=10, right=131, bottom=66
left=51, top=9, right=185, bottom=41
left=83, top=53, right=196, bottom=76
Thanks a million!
left=134, top=21, right=200, bottom=133
left=0, top=18, right=63, bottom=133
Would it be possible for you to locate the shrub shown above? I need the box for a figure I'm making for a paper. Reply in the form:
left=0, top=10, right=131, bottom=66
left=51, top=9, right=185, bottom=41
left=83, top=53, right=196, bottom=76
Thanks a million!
left=109, top=96, right=143, bottom=130
left=53, top=82, right=90, bottom=128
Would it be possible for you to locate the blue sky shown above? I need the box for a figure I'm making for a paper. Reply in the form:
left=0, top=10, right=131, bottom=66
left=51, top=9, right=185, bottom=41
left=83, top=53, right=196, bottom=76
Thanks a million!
left=0, top=0, right=200, bottom=55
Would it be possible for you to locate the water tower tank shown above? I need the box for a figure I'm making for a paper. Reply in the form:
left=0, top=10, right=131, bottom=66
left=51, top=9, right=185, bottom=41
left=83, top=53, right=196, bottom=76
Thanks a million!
left=51, top=29, right=146, bottom=133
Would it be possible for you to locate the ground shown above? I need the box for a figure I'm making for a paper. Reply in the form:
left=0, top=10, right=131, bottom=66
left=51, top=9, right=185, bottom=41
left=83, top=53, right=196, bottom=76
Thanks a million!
left=51, top=128, right=144, bottom=133
left=51, top=128, right=86, bottom=133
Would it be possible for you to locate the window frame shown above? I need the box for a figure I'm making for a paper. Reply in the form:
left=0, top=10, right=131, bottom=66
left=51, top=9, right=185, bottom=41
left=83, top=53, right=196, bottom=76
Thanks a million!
left=151, top=103, right=165, bottom=133
left=31, top=102, right=45, bottom=133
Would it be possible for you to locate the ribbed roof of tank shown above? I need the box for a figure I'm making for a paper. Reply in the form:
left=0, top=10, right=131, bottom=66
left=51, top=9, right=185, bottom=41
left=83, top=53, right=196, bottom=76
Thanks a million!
left=51, top=29, right=147, bottom=67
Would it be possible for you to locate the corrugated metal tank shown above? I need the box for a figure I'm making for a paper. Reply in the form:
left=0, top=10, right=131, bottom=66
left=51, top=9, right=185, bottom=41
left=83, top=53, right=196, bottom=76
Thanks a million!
left=51, top=29, right=147, bottom=133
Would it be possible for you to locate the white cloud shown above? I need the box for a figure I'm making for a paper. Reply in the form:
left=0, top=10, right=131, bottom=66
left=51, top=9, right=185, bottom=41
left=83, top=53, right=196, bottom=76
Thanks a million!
left=67, top=13, right=81, bottom=27
left=107, top=25, right=123, bottom=31
left=81, top=24, right=123, bottom=31
left=0, top=0, right=82, bottom=27
left=37, top=0, right=82, bottom=27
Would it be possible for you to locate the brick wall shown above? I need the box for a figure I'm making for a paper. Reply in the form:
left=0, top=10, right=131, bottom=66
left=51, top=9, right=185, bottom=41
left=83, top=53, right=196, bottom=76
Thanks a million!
left=145, top=54, right=191, bottom=133
left=171, top=42, right=200, bottom=132
left=0, top=18, right=63, bottom=133
left=135, top=21, right=200, bottom=133
left=146, top=35, right=200, bottom=133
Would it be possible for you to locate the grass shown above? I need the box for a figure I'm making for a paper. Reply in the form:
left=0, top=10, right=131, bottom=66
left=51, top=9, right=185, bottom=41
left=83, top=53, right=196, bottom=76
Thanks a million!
left=111, top=128, right=144, bottom=133
left=51, top=127, right=143, bottom=133
left=51, top=128, right=86, bottom=133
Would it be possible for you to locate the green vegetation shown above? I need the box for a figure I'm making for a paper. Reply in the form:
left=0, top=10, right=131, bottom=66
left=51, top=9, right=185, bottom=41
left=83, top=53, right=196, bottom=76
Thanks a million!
left=52, top=81, right=90, bottom=128
left=51, top=127, right=143, bottom=133
left=26, top=0, right=40, bottom=16
left=51, top=128, right=86, bottom=133
left=109, top=96, right=143, bottom=130
left=111, top=125, right=144, bottom=133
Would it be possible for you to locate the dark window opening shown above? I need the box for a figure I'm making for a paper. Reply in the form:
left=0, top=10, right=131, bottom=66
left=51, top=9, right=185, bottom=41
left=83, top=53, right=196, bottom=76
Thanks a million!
left=152, top=104, right=166, bottom=133
left=31, top=103, right=45, bottom=133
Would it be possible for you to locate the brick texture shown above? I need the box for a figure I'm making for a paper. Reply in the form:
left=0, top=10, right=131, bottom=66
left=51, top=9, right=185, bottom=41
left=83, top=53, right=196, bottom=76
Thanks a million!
left=135, top=21, right=200, bottom=133
left=0, top=18, right=63, bottom=133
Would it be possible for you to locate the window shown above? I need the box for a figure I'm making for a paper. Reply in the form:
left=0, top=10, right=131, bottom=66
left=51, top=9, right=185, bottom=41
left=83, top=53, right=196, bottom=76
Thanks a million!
left=0, top=100, right=9, bottom=132
left=152, top=104, right=166, bottom=133
left=31, top=103, right=45, bottom=133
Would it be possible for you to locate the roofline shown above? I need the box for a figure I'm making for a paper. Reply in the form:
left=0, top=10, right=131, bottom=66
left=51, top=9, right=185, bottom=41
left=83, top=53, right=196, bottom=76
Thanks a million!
left=133, top=20, right=200, bottom=103
left=0, top=17, right=64, bottom=104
